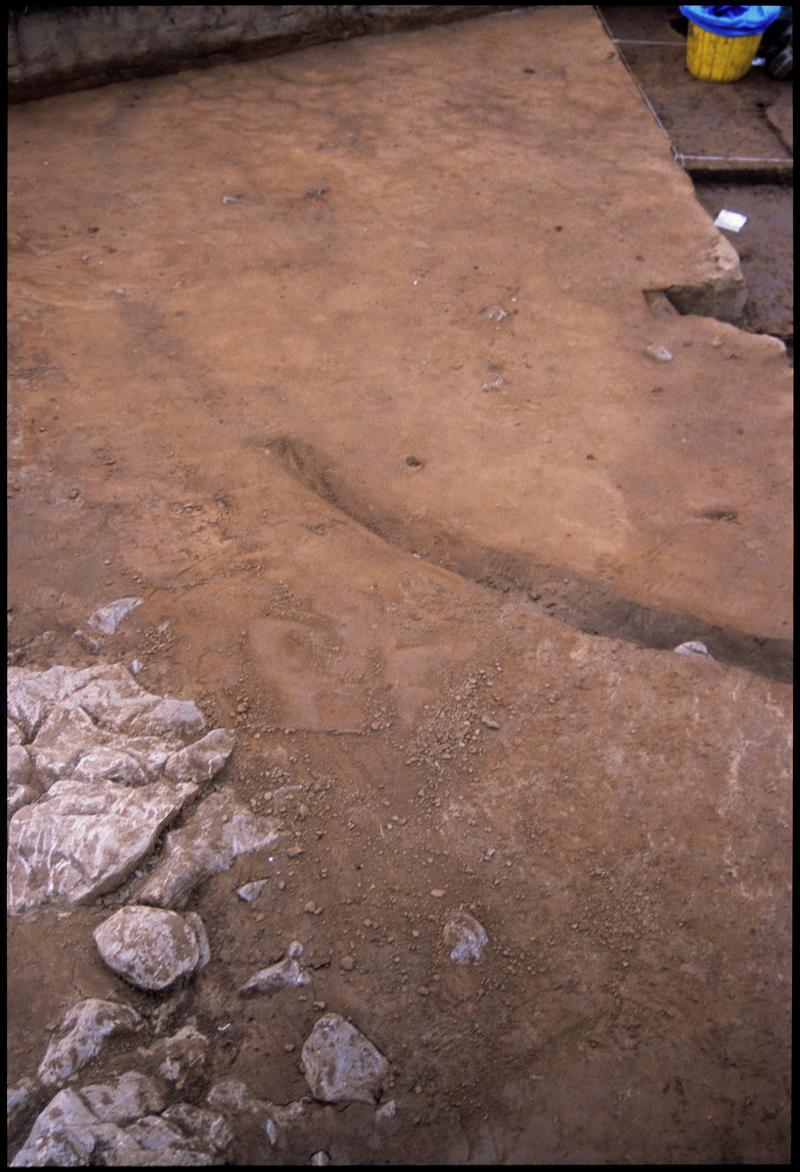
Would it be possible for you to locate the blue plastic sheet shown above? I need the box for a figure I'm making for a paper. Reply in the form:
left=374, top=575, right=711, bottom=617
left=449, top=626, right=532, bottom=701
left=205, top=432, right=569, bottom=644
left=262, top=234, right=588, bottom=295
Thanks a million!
left=679, top=6, right=782, bottom=36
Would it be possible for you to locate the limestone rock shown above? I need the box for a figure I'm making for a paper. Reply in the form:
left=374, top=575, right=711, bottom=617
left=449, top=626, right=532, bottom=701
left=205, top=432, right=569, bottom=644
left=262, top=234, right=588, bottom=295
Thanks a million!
left=72, top=745, right=151, bottom=787
left=237, top=880, right=268, bottom=902
left=94, top=905, right=209, bottom=991
left=7, top=666, right=213, bottom=792
left=7, top=1077, right=39, bottom=1132
left=136, top=790, right=278, bottom=909
left=6, top=660, right=232, bottom=847
left=87, top=597, right=143, bottom=636
left=11, top=1073, right=223, bottom=1167
left=443, top=911, right=489, bottom=964
left=206, top=1079, right=269, bottom=1117
left=163, top=729, right=235, bottom=784
left=301, top=1014, right=389, bottom=1105
left=11, top=1072, right=163, bottom=1167
left=160, top=1104, right=233, bottom=1155
left=7, top=717, right=24, bottom=747
left=185, top=912, right=211, bottom=970
left=11, top=1085, right=98, bottom=1166
left=7, top=782, right=40, bottom=819
left=38, top=998, right=143, bottom=1088
left=8, top=778, right=197, bottom=915
left=673, top=640, right=712, bottom=658
left=7, top=743, right=33, bottom=789
left=79, top=1070, right=164, bottom=1123
left=239, top=957, right=310, bottom=998
left=140, top=1026, right=209, bottom=1087
left=375, top=1098, right=397, bottom=1122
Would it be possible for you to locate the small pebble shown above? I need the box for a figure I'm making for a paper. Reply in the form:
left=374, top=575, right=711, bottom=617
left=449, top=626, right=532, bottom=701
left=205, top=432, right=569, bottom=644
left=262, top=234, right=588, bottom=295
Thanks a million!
left=284, top=1042, right=295, bottom=1053
left=340, top=955, right=355, bottom=971
left=673, top=640, right=711, bottom=658
left=430, top=889, right=445, bottom=898
left=645, top=343, right=673, bottom=363
left=417, top=986, right=431, bottom=997
left=288, top=940, right=304, bottom=959
left=304, top=901, right=317, bottom=914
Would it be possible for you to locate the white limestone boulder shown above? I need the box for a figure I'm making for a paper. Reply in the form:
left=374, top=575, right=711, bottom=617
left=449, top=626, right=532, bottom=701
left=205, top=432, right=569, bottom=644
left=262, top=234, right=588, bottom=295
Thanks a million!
left=94, top=905, right=210, bottom=992
left=301, top=1014, right=389, bottom=1105
left=11, top=1071, right=228, bottom=1166
left=136, top=790, right=277, bottom=909
left=37, top=998, right=143, bottom=1088
left=8, top=778, right=197, bottom=915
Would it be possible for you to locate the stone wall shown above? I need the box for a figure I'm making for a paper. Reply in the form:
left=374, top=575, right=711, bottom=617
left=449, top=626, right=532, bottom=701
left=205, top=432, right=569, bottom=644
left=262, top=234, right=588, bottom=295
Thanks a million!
left=8, top=5, right=523, bottom=102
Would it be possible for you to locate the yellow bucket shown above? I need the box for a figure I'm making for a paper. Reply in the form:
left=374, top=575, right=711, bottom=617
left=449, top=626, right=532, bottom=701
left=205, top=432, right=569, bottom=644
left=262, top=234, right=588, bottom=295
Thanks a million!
left=686, top=22, right=763, bottom=82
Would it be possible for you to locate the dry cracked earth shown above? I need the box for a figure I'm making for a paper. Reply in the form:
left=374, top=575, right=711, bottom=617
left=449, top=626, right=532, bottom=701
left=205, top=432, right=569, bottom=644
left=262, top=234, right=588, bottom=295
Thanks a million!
left=7, top=7, right=792, bottom=1166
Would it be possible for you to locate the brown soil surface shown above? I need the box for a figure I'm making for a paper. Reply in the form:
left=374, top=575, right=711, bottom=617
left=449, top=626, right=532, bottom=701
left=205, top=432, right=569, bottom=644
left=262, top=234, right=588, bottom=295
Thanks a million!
left=7, top=7, right=792, bottom=1165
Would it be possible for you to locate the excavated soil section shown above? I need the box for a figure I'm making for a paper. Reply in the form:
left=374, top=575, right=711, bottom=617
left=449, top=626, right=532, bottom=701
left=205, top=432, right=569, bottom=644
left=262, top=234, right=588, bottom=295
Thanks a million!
left=7, top=7, right=792, bottom=1166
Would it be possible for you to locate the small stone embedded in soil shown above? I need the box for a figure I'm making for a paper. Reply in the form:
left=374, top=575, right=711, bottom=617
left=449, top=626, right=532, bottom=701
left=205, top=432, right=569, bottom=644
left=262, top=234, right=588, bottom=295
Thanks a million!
left=340, top=955, right=355, bottom=971
left=376, top=1098, right=397, bottom=1122
left=87, top=596, right=143, bottom=636
left=37, top=998, right=142, bottom=1087
left=93, top=904, right=210, bottom=991
left=481, top=715, right=500, bottom=729
left=239, top=957, right=310, bottom=998
left=310, top=1153, right=331, bottom=1166
left=237, top=879, right=269, bottom=902
left=430, top=889, right=446, bottom=898
left=444, top=911, right=489, bottom=964
left=673, top=640, right=712, bottom=658
left=644, top=343, right=673, bottom=363
left=301, top=1013, right=389, bottom=1104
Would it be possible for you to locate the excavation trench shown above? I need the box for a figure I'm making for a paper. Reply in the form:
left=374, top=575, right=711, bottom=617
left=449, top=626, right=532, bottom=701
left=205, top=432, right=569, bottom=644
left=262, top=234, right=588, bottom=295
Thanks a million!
left=266, top=435, right=792, bottom=684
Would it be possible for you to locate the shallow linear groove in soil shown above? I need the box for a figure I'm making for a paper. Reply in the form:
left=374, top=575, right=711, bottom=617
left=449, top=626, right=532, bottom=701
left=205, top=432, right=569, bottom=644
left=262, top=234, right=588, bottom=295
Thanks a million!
left=265, top=434, right=792, bottom=683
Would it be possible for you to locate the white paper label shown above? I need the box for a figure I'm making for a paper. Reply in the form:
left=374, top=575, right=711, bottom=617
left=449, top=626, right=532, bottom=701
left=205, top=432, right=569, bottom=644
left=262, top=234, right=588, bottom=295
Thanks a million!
left=714, top=209, right=748, bottom=233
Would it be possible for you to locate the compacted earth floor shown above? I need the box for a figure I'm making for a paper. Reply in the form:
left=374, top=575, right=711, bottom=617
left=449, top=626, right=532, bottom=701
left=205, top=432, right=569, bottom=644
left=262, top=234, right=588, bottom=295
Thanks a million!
left=7, top=6, right=792, bottom=1166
